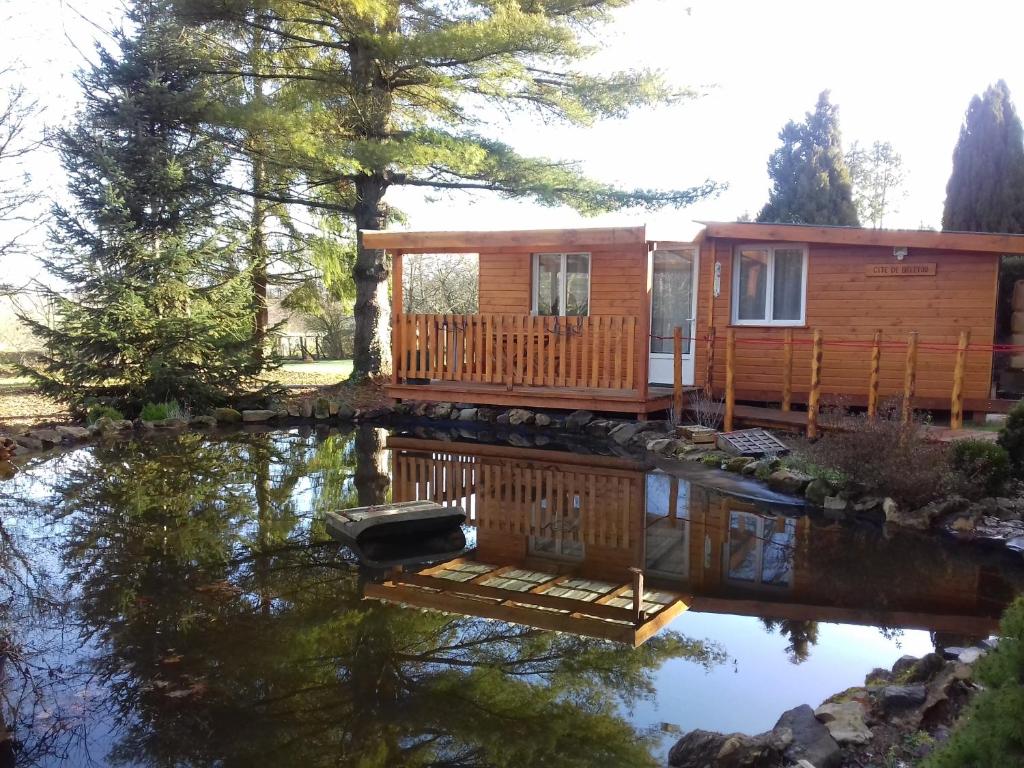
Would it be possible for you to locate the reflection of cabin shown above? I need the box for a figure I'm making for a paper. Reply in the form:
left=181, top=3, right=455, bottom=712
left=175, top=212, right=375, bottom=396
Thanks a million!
left=366, top=224, right=1024, bottom=417
left=369, top=437, right=1007, bottom=638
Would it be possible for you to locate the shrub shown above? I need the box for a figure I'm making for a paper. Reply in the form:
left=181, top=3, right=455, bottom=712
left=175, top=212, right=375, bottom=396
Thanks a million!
left=924, top=596, right=1024, bottom=768
left=85, top=404, right=124, bottom=424
left=796, top=401, right=950, bottom=509
left=997, top=402, right=1024, bottom=478
left=139, top=401, right=183, bottom=421
left=950, top=439, right=1010, bottom=498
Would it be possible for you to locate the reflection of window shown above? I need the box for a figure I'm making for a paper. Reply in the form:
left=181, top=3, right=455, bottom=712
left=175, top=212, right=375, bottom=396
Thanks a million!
left=533, top=253, right=590, bottom=316
left=726, top=511, right=795, bottom=587
left=644, top=473, right=689, bottom=578
left=528, top=495, right=584, bottom=561
left=732, top=246, right=806, bottom=325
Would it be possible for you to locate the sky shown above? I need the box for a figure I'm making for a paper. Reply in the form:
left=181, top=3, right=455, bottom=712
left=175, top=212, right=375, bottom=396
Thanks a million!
left=4, top=0, right=1024, bottom=277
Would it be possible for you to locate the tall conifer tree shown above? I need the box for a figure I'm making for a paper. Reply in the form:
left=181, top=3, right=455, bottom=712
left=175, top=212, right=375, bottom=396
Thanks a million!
left=943, top=80, right=1024, bottom=233
left=21, top=0, right=265, bottom=414
left=757, top=91, right=859, bottom=226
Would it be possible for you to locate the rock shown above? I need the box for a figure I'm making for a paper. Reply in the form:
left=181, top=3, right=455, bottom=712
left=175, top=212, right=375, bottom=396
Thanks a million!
left=941, top=646, right=968, bottom=661
left=879, top=684, right=927, bottom=711
left=823, top=495, right=848, bottom=512
left=950, top=515, right=977, bottom=533
left=148, top=417, right=188, bottom=429
left=507, top=432, right=533, bottom=448
left=475, top=407, right=498, bottom=422
left=667, top=728, right=788, bottom=768
left=610, top=422, right=645, bottom=446
left=328, top=399, right=340, bottom=417
left=495, top=412, right=510, bottom=425
left=1007, top=535, right=1024, bottom=553
left=814, top=701, right=873, bottom=745
left=865, top=667, right=893, bottom=685
left=804, top=478, right=834, bottom=506
left=412, top=402, right=431, bottom=418
left=241, top=409, right=277, bottom=423
left=646, top=437, right=675, bottom=454
left=337, top=403, right=356, bottom=421
left=55, top=425, right=91, bottom=441
left=13, top=434, right=44, bottom=452
left=585, top=419, right=612, bottom=437
left=355, top=405, right=392, bottom=420
left=391, top=402, right=412, bottom=417
left=430, top=402, right=454, bottom=420
left=27, top=428, right=62, bottom=445
left=741, top=460, right=761, bottom=476
left=507, top=408, right=535, bottom=426
left=533, top=413, right=552, bottom=428
left=458, top=408, right=478, bottom=421
left=767, top=469, right=813, bottom=496
left=774, top=704, right=841, bottom=768
left=189, top=415, right=217, bottom=428
left=93, top=417, right=133, bottom=435
left=892, top=655, right=920, bottom=677
left=958, top=647, right=986, bottom=664
left=905, top=653, right=945, bottom=684
left=853, top=496, right=883, bottom=513
left=565, top=410, right=594, bottom=431
left=313, top=397, right=330, bottom=420
left=299, top=399, right=314, bottom=418
left=286, top=401, right=302, bottom=417
left=213, top=408, right=242, bottom=424
left=0, top=460, right=15, bottom=480
left=725, top=456, right=754, bottom=472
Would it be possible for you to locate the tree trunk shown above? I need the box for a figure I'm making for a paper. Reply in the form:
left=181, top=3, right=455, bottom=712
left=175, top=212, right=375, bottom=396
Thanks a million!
left=251, top=154, right=269, bottom=363
left=351, top=173, right=390, bottom=378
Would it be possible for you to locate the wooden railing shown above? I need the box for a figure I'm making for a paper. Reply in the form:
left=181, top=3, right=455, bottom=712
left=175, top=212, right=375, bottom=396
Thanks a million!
left=393, top=313, right=638, bottom=391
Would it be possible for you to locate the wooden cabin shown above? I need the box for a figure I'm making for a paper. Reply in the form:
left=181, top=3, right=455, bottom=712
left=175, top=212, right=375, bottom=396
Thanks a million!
left=365, top=222, right=1024, bottom=418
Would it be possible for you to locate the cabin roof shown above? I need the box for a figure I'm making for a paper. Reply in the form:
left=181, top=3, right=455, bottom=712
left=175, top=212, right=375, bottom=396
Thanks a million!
left=361, top=225, right=646, bottom=253
left=700, top=221, right=1024, bottom=254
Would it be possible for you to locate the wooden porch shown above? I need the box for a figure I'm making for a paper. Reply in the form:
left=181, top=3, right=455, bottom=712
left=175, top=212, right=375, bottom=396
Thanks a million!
left=389, top=312, right=673, bottom=415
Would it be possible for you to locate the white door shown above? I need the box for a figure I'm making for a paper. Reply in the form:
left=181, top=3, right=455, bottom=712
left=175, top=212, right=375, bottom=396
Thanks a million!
left=649, top=248, right=698, bottom=385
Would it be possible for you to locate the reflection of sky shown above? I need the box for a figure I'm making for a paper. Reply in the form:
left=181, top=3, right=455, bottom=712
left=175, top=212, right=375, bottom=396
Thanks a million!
left=632, top=613, right=933, bottom=758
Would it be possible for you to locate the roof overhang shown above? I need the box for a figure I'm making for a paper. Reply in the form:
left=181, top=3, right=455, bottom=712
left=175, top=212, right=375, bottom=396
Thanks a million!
left=360, top=226, right=647, bottom=253
left=701, top=221, right=1024, bottom=255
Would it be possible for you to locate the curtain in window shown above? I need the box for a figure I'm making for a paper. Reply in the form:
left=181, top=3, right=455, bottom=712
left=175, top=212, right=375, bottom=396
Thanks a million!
left=772, top=249, right=804, bottom=321
left=536, top=254, right=561, bottom=315
left=565, top=254, right=590, bottom=316
left=737, top=249, right=768, bottom=321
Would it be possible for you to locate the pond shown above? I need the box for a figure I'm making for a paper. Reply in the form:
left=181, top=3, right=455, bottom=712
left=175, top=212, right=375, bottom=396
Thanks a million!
left=2, top=425, right=1023, bottom=767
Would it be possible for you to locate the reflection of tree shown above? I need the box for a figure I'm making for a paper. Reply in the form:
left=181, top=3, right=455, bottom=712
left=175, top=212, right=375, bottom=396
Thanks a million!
left=45, top=430, right=724, bottom=767
left=759, top=619, right=820, bottom=665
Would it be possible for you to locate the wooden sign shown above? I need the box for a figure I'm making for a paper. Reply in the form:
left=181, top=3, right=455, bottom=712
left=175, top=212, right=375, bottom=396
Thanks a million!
left=865, top=263, right=937, bottom=277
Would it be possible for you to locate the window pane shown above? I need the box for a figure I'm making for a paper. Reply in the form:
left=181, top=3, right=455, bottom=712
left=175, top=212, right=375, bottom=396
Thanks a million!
left=772, top=249, right=804, bottom=321
left=727, top=511, right=760, bottom=582
left=760, top=517, right=795, bottom=586
left=535, top=254, right=561, bottom=316
left=565, top=253, right=590, bottom=316
left=650, top=250, right=694, bottom=354
left=736, top=249, right=768, bottom=321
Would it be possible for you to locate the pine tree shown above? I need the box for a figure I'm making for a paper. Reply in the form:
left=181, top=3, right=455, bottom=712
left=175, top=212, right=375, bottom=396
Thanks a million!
left=20, top=1, right=266, bottom=415
left=757, top=91, right=860, bottom=226
left=173, top=0, right=719, bottom=378
left=943, top=80, right=1024, bottom=233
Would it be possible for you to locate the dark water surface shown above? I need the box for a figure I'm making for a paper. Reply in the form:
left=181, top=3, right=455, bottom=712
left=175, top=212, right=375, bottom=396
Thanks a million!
left=2, top=426, right=1023, bottom=767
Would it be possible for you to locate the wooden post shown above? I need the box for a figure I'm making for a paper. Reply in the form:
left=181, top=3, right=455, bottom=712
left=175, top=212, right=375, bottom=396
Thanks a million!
left=902, top=331, right=919, bottom=426
left=781, top=328, right=794, bottom=412
left=724, top=328, right=736, bottom=432
left=950, top=329, right=970, bottom=430
left=704, top=326, right=716, bottom=397
left=630, top=567, right=645, bottom=624
left=673, top=326, right=683, bottom=423
left=867, top=329, right=882, bottom=420
left=807, top=329, right=823, bottom=439
left=390, top=251, right=403, bottom=384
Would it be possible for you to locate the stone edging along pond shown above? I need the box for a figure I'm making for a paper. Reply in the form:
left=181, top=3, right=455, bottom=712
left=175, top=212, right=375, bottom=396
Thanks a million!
left=2, top=398, right=1023, bottom=559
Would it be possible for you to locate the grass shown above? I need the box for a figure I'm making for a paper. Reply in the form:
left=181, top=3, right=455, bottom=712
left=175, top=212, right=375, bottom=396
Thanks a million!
left=267, top=359, right=354, bottom=388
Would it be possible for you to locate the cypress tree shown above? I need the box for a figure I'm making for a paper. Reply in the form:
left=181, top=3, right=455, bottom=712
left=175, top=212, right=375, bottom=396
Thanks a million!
left=942, top=80, right=1024, bottom=233
left=21, top=0, right=266, bottom=415
left=757, top=91, right=860, bottom=226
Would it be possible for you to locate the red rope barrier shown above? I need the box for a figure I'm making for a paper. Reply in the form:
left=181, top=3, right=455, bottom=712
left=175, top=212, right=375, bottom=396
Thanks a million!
left=648, top=331, right=1024, bottom=354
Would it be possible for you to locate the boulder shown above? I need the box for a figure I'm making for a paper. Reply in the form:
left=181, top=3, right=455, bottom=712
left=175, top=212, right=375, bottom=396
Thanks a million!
left=646, top=437, right=675, bottom=454
left=767, top=469, right=813, bottom=496
left=891, top=654, right=920, bottom=678
left=13, top=434, right=44, bottom=452
left=189, top=415, right=217, bottom=428
left=740, top=460, right=760, bottom=476
left=286, top=401, right=303, bottom=417
left=667, top=728, right=789, bottom=768
left=56, top=425, right=91, bottom=441
left=565, top=410, right=594, bottom=431
left=328, top=399, right=340, bottom=417
left=241, top=409, right=277, bottom=423
left=94, top=417, right=133, bottom=435
left=213, top=407, right=242, bottom=424
left=865, top=667, right=894, bottom=685
left=430, top=402, right=454, bottom=420
left=507, top=408, right=535, bottom=426
left=879, top=684, right=927, bottom=712
left=814, top=701, right=873, bottom=745
left=804, top=478, right=834, bottom=506
left=852, top=496, right=883, bottom=513
left=0, top=460, right=15, bottom=480
left=904, top=653, right=945, bottom=683
left=823, top=495, right=848, bottom=512
left=300, top=399, right=314, bottom=418
left=774, top=704, right=841, bottom=768
left=507, top=432, right=533, bottom=448
left=495, top=412, right=511, bottom=425
left=585, top=419, right=612, bottom=437
left=725, top=456, right=754, bottom=473
left=313, top=397, right=331, bottom=420
left=957, top=647, right=986, bottom=664
left=610, top=422, right=645, bottom=446
left=148, top=417, right=188, bottom=429
left=26, top=428, right=62, bottom=445
left=475, top=407, right=498, bottom=423
left=337, top=403, right=356, bottom=421
left=458, top=408, right=478, bottom=422
left=533, top=413, right=552, bottom=428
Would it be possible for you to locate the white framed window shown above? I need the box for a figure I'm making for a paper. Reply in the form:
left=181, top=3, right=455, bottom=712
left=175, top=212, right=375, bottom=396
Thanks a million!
left=532, top=252, right=590, bottom=316
left=731, top=245, right=808, bottom=326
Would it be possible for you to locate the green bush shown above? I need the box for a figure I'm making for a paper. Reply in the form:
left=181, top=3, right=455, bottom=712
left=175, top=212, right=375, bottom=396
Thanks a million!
left=139, top=401, right=183, bottom=421
left=924, top=597, right=1024, bottom=768
left=950, top=439, right=1010, bottom=498
left=85, top=404, right=124, bottom=424
left=997, top=402, right=1024, bottom=478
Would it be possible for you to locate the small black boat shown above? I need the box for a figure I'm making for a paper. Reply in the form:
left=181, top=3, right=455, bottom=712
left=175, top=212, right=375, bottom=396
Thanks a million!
left=325, top=500, right=466, bottom=546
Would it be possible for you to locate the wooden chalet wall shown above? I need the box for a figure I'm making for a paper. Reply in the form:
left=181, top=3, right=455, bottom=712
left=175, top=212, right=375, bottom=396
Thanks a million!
left=695, top=239, right=999, bottom=404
